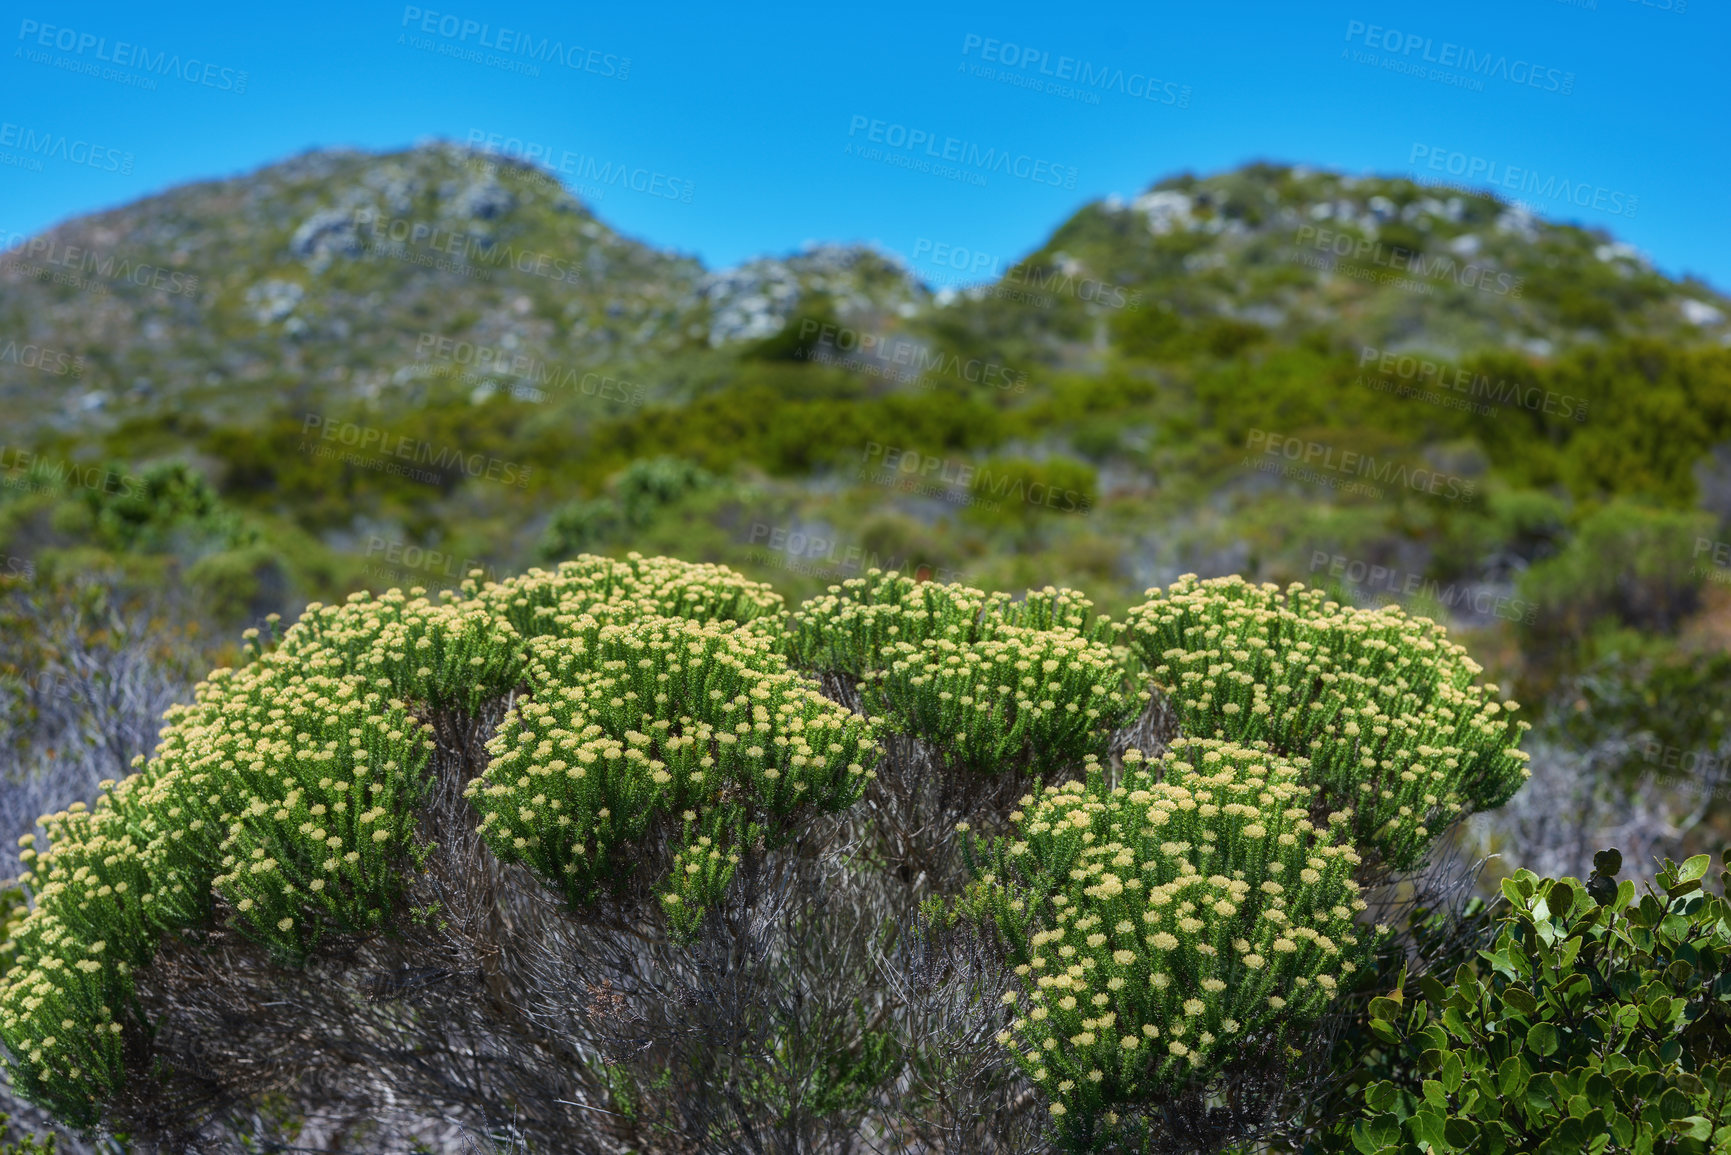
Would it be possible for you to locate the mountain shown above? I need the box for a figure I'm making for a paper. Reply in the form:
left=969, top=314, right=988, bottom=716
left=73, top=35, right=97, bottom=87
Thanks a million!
left=1, top=141, right=1728, bottom=644
left=4, top=144, right=1724, bottom=442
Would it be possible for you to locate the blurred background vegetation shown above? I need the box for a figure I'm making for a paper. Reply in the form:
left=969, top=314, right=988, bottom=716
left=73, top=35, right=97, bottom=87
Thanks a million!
left=2, top=144, right=1728, bottom=903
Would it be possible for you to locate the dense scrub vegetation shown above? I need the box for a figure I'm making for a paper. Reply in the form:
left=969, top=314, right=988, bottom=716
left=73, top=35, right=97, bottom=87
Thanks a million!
left=10, top=555, right=1714, bottom=1154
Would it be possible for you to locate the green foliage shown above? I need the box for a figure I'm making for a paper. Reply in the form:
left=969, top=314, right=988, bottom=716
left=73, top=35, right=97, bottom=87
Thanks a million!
left=0, top=560, right=1548, bottom=1149
left=962, top=456, right=1099, bottom=528
left=1126, top=575, right=1531, bottom=871
left=538, top=456, right=719, bottom=560
left=466, top=617, right=878, bottom=931
left=966, top=740, right=1371, bottom=1142
left=471, top=552, right=786, bottom=637
left=80, top=461, right=255, bottom=554
left=0, top=1113, right=56, bottom=1155
left=859, top=623, right=1131, bottom=777
left=0, top=554, right=804, bottom=1123
left=788, top=569, right=1115, bottom=680
left=1345, top=850, right=1731, bottom=1154
left=1519, top=501, right=1717, bottom=642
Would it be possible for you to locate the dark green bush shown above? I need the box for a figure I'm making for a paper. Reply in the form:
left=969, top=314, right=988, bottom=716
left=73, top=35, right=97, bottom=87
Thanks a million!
left=1344, top=849, right=1731, bottom=1154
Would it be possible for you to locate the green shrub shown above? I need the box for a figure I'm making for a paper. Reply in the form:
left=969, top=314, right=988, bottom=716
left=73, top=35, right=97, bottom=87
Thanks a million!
left=538, top=456, right=719, bottom=560
left=965, top=739, right=1372, bottom=1144
left=81, top=461, right=255, bottom=555
left=0, top=560, right=1545, bottom=1151
left=466, top=617, right=878, bottom=933
left=1125, top=575, right=1530, bottom=871
left=1519, top=501, right=1716, bottom=642
left=1344, top=849, right=1731, bottom=1154
left=0, top=554, right=803, bottom=1124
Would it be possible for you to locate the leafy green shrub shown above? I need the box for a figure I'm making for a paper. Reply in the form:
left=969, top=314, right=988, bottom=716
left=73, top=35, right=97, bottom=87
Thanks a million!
left=0, top=560, right=1545, bottom=1152
left=1345, top=849, right=1731, bottom=1154
left=788, top=569, right=1113, bottom=680
left=81, top=461, right=255, bottom=554
left=1519, top=501, right=1717, bottom=642
left=790, top=570, right=1133, bottom=773
left=965, top=739, right=1371, bottom=1143
left=0, top=554, right=805, bottom=1125
left=1126, top=575, right=1530, bottom=871
left=473, top=552, right=785, bottom=638
left=538, top=457, right=719, bottom=559
left=858, top=625, right=1132, bottom=776
left=466, top=617, right=878, bottom=932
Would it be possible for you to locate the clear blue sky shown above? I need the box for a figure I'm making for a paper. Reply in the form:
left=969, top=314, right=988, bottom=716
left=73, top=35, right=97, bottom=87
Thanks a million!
left=1, top=0, right=1725, bottom=291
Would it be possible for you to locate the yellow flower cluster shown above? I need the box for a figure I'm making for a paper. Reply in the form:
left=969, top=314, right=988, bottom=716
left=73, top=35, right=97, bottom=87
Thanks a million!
left=968, top=738, right=1369, bottom=1123
left=789, top=570, right=1117, bottom=680
left=471, top=552, right=786, bottom=642
left=791, top=571, right=1132, bottom=773
left=861, top=627, right=1133, bottom=775
left=0, top=554, right=801, bottom=1121
left=467, top=615, right=878, bottom=931
left=1126, top=575, right=1530, bottom=870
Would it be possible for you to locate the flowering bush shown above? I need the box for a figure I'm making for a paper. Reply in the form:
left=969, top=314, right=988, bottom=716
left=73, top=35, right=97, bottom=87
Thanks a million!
left=0, top=561, right=1544, bottom=1151
left=1126, top=575, right=1531, bottom=871
left=964, top=738, right=1372, bottom=1141
left=472, top=552, right=785, bottom=642
left=789, top=570, right=1115, bottom=680
left=791, top=571, right=1133, bottom=773
left=0, top=554, right=815, bottom=1126
left=466, top=617, right=878, bottom=932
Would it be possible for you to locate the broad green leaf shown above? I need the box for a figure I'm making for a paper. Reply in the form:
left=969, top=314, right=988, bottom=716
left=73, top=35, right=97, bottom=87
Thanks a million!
left=1593, top=848, right=1623, bottom=876
left=1675, top=1115, right=1713, bottom=1139
left=1503, top=987, right=1540, bottom=1018
left=1441, top=1050, right=1465, bottom=1094
left=1443, top=1116, right=1479, bottom=1148
left=1499, top=1055, right=1531, bottom=1096
left=1679, top=854, right=1710, bottom=883
left=1366, top=1080, right=1399, bottom=1113
left=1526, top=1022, right=1560, bottom=1057
left=1658, top=1088, right=1693, bottom=1120
left=1409, top=1108, right=1450, bottom=1150
left=1502, top=877, right=1528, bottom=908
left=1585, top=873, right=1617, bottom=907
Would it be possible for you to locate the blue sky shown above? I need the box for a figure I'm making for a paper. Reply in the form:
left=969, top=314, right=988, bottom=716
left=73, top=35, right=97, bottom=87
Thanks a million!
left=1, top=0, right=1726, bottom=291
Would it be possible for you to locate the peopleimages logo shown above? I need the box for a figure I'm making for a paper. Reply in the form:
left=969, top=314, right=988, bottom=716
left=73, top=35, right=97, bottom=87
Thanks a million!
left=1245, top=429, right=1478, bottom=502
left=1294, top=224, right=1523, bottom=298
left=745, top=523, right=965, bottom=585
left=845, top=115, right=1078, bottom=189
left=1309, top=551, right=1537, bottom=625
left=860, top=443, right=1093, bottom=514
left=796, top=320, right=1028, bottom=393
left=1343, top=20, right=1575, bottom=94
left=299, top=414, right=531, bottom=489
left=0, top=231, right=200, bottom=298
left=414, top=334, right=645, bottom=405
left=465, top=130, right=693, bottom=203
left=0, top=122, right=132, bottom=174
left=910, top=239, right=1141, bottom=310
left=958, top=33, right=1191, bottom=108
left=0, top=339, right=84, bottom=377
left=1409, top=145, right=1637, bottom=219
left=399, top=7, right=629, bottom=78
left=16, top=19, right=249, bottom=93
left=1357, top=346, right=1587, bottom=422
left=353, top=209, right=584, bottom=283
